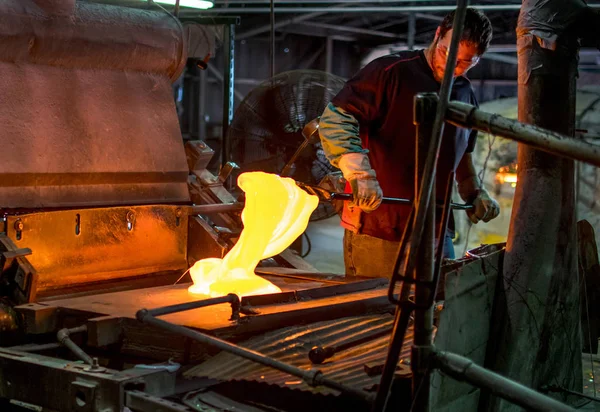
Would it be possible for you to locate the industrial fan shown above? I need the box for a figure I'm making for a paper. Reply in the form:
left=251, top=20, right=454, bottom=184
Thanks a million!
left=228, top=70, right=346, bottom=221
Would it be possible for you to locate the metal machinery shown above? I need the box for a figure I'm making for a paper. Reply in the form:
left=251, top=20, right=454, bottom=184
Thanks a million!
left=0, top=1, right=598, bottom=412
left=0, top=2, right=419, bottom=411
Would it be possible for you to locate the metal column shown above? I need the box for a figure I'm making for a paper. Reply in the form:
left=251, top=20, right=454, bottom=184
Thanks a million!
left=199, top=69, right=207, bottom=140
left=222, top=23, right=236, bottom=167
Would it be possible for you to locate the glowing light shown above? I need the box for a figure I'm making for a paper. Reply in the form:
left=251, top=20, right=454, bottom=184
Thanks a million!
left=143, top=0, right=214, bottom=10
left=189, top=172, right=319, bottom=298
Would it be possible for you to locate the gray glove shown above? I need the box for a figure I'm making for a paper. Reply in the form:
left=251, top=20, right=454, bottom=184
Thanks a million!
left=458, top=176, right=500, bottom=224
left=338, top=153, right=383, bottom=213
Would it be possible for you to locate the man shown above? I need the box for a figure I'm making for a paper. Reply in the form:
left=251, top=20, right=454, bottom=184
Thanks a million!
left=319, top=7, right=500, bottom=277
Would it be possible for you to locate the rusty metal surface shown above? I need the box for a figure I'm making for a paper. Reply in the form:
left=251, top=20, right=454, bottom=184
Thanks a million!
left=184, top=314, right=414, bottom=396
left=0, top=0, right=189, bottom=208
left=0, top=1, right=186, bottom=79
left=5, top=206, right=188, bottom=293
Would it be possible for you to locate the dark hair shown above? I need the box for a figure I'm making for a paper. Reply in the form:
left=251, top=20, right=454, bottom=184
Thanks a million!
left=438, top=7, right=493, bottom=55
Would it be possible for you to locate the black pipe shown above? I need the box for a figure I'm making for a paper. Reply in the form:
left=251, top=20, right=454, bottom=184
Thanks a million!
left=56, top=325, right=93, bottom=365
left=136, top=309, right=372, bottom=401
left=309, top=326, right=392, bottom=364
left=147, top=294, right=240, bottom=321
left=374, top=2, right=470, bottom=410
left=436, top=351, right=576, bottom=412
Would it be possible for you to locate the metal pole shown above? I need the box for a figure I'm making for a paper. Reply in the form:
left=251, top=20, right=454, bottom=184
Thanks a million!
left=147, top=294, right=240, bottom=319
left=445, top=101, right=600, bottom=167
left=136, top=309, right=372, bottom=401
left=186, top=202, right=244, bottom=215
left=184, top=4, right=600, bottom=14
left=270, top=0, right=275, bottom=78
left=222, top=23, right=236, bottom=167
left=325, top=36, right=333, bottom=73
left=407, top=11, right=416, bottom=50
left=410, top=93, right=437, bottom=412
left=401, top=0, right=467, bottom=294
left=375, top=2, right=468, bottom=409
left=436, top=351, right=576, bottom=412
left=199, top=69, right=207, bottom=140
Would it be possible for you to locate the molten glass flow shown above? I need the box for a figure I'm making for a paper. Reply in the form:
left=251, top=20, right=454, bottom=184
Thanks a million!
left=188, top=172, right=319, bottom=298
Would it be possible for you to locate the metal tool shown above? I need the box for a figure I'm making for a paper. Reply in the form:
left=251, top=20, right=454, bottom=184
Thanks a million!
left=309, top=325, right=392, bottom=364
left=280, top=118, right=321, bottom=177
left=295, top=181, right=474, bottom=210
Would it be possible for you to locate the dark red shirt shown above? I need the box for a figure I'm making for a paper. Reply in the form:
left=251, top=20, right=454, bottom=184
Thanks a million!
left=332, top=50, right=477, bottom=241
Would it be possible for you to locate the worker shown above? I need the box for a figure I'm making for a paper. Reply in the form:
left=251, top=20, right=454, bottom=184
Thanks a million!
left=318, top=7, right=500, bottom=277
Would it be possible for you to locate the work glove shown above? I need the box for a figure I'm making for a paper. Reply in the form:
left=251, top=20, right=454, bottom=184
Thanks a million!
left=458, top=176, right=500, bottom=224
left=338, top=152, right=383, bottom=213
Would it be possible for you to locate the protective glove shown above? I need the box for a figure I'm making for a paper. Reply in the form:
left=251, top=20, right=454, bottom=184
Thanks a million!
left=338, top=152, right=383, bottom=213
left=458, top=176, right=500, bottom=224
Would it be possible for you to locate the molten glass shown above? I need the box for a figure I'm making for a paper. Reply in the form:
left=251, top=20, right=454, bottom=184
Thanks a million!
left=188, top=172, right=319, bottom=298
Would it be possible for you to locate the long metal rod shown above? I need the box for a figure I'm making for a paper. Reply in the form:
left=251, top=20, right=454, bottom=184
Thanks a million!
left=270, top=0, right=275, bottom=78
left=222, top=23, right=236, bottom=168
left=136, top=309, right=372, bottom=401
left=187, top=203, right=244, bottom=215
left=374, top=3, right=469, bottom=410
left=147, top=294, right=240, bottom=319
left=411, top=187, right=435, bottom=412
left=436, top=351, right=576, bottom=412
left=400, top=1, right=467, bottom=310
left=445, top=101, right=600, bottom=168
left=185, top=4, right=600, bottom=13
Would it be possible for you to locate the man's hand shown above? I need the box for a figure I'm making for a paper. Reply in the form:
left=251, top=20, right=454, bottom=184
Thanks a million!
left=458, top=175, right=500, bottom=224
left=338, top=153, right=382, bottom=212
left=468, top=189, right=500, bottom=224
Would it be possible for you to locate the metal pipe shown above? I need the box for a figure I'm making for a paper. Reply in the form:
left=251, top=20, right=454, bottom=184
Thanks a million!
left=309, top=326, right=392, bottom=364
left=401, top=0, right=467, bottom=303
left=183, top=4, right=600, bottom=13
left=136, top=309, right=372, bottom=401
left=375, top=3, right=469, bottom=410
left=146, top=294, right=240, bottom=320
left=445, top=101, right=600, bottom=168
left=56, top=325, right=93, bottom=366
left=435, top=351, right=576, bottom=412
left=222, top=23, right=236, bottom=168
left=186, top=202, right=245, bottom=215
left=212, top=0, right=441, bottom=3
left=270, top=0, right=275, bottom=78
left=411, top=165, right=436, bottom=412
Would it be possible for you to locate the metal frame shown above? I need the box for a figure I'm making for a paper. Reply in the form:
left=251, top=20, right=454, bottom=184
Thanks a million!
left=0, top=347, right=176, bottom=412
left=136, top=296, right=373, bottom=402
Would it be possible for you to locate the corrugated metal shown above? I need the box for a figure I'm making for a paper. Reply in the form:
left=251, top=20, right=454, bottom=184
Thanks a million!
left=184, top=313, right=416, bottom=395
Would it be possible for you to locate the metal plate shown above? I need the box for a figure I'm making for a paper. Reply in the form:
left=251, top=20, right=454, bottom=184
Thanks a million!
left=6, top=205, right=188, bottom=293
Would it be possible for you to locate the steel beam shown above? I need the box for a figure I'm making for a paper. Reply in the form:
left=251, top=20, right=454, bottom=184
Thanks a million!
left=299, top=20, right=404, bottom=38
left=237, top=10, right=331, bottom=40
left=222, top=23, right=236, bottom=167
left=183, top=4, right=600, bottom=14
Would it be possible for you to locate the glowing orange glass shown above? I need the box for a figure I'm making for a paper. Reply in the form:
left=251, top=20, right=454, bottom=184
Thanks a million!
left=188, top=172, right=319, bottom=299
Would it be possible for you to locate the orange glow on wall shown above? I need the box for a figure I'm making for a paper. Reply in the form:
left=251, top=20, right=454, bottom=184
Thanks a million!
left=188, top=172, right=319, bottom=298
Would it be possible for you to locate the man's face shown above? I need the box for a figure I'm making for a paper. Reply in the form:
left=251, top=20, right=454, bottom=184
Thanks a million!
left=431, top=28, right=481, bottom=82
